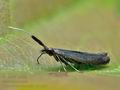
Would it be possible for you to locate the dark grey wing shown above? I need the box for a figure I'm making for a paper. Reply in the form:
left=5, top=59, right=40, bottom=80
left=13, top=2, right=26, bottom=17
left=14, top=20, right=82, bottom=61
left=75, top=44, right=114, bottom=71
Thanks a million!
left=53, top=48, right=110, bottom=65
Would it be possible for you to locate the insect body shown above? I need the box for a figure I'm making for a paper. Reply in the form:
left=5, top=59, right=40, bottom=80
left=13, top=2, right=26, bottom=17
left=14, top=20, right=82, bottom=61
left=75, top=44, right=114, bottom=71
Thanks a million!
left=32, top=35, right=110, bottom=72
left=8, top=26, right=110, bottom=72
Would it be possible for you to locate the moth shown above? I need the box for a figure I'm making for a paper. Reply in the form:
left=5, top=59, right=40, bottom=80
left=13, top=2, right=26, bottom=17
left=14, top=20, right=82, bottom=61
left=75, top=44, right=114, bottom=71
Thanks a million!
left=8, top=26, right=110, bottom=72
left=31, top=35, right=110, bottom=72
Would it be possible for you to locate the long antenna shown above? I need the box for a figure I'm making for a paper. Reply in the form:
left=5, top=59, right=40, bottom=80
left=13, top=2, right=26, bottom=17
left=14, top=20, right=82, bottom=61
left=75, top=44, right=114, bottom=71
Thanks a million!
left=8, top=26, right=48, bottom=49
left=8, top=26, right=32, bottom=36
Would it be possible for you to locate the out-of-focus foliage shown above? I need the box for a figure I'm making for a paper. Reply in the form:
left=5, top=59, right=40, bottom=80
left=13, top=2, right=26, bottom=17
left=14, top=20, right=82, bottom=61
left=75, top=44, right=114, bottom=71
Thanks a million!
left=1, top=0, right=120, bottom=90
left=0, top=0, right=10, bottom=35
left=116, top=0, right=120, bottom=15
left=10, top=0, right=120, bottom=26
left=0, top=0, right=120, bottom=75
left=10, top=0, right=80, bottom=26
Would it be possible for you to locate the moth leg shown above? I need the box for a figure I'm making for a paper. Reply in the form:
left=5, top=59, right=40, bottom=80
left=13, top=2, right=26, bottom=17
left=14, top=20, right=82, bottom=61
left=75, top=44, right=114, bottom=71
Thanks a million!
left=55, top=55, right=67, bottom=72
left=58, top=56, right=69, bottom=66
left=60, top=59, right=67, bottom=72
left=37, top=52, right=44, bottom=64
left=53, top=55, right=61, bottom=72
left=60, top=56, right=80, bottom=72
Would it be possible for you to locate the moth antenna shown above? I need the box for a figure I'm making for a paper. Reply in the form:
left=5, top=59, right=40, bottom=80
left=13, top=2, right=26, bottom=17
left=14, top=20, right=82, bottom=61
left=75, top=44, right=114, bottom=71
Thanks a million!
left=8, top=26, right=32, bottom=36
left=31, top=35, right=48, bottom=49
left=8, top=26, right=48, bottom=49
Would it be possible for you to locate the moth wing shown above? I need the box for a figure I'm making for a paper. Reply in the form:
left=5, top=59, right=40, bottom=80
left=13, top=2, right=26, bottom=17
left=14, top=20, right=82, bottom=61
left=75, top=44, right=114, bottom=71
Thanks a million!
left=53, top=48, right=109, bottom=65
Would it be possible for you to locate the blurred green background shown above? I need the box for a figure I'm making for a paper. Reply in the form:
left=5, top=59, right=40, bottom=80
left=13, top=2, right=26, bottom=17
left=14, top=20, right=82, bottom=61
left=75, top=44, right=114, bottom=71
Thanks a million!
left=0, top=0, right=120, bottom=90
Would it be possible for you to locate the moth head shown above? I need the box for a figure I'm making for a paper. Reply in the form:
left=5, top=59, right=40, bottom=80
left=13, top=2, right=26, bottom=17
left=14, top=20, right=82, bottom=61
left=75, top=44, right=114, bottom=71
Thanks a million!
left=41, top=48, right=54, bottom=56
